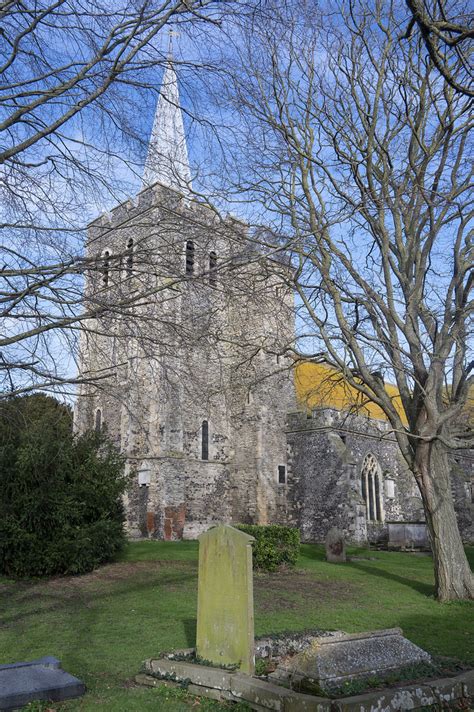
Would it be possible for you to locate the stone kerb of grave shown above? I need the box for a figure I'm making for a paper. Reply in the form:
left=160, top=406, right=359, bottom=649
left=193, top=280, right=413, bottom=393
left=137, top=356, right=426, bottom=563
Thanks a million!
left=196, top=523, right=255, bottom=674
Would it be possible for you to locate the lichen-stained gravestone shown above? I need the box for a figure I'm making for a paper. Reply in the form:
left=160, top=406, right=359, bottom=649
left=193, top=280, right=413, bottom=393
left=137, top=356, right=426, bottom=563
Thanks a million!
left=196, top=524, right=255, bottom=674
left=325, top=527, right=346, bottom=563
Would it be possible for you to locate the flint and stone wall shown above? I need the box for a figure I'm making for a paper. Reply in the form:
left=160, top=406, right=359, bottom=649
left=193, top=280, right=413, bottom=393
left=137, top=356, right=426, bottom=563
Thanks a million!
left=75, top=182, right=473, bottom=544
left=286, top=408, right=474, bottom=545
left=75, top=181, right=296, bottom=539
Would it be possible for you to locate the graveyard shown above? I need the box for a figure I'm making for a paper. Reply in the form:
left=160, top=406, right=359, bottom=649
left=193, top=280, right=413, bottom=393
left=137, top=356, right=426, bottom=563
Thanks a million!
left=1, top=537, right=473, bottom=711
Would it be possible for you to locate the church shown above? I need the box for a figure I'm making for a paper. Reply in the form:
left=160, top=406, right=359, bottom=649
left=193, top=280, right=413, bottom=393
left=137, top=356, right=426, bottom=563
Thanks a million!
left=74, top=62, right=474, bottom=546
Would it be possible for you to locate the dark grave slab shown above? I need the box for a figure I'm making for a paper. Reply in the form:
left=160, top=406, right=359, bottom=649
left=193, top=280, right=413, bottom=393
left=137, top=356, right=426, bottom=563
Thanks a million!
left=0, top=656, right=85, bottom=711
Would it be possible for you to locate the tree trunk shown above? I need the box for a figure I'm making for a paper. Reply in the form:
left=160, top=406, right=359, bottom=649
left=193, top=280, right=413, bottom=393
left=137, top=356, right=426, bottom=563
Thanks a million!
left=415, top=440, right=474, bottom=601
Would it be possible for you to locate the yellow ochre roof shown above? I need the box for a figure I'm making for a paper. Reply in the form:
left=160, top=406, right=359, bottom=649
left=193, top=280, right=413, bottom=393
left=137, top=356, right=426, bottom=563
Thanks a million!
left=294, top=362, right=408, bottom=425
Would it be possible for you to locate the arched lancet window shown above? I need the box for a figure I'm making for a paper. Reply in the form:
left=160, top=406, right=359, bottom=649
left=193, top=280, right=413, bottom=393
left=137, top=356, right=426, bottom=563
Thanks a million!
left=209, top=251, right=217, bottom=287
left=186, top=241, right=195, bottom=275
left=201, top=420, right=209, bottom=460
left=126, top=238, right=134, bottom=276
left=95, top=408, right=102, bottom=433
left=360, top=453, right=383, bottom=522
left=102, top=250, right=110, bottom=287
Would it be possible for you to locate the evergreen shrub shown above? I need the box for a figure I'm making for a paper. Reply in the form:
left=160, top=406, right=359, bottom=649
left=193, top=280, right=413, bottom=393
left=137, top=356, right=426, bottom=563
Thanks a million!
left=0, top=394, right=129, bottom=578
left=236, top=524, right=300, bottom=571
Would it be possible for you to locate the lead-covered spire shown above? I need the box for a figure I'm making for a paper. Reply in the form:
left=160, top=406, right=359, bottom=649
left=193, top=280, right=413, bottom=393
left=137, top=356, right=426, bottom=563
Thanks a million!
left=142, top=60, right=192, bottom=193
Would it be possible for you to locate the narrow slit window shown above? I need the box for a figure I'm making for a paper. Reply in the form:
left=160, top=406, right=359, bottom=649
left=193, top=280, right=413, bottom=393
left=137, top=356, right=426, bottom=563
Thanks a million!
left=102, top=251, right=110, bottom=287
left=278, top=465, right=286, bottom=484
left=95, top=408, right=102, bottom=433
left=126, top=238, right=134, bottom=276
left=186, top=241, right=195, bottom=275
left=201, top=420, right=209, bottom=460
left=209, top=251, right=217, bottom=287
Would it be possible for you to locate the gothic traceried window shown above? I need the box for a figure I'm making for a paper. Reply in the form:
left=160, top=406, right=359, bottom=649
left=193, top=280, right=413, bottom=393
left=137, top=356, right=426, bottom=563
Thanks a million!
left=209, top=251, right=217, bottom=287
left=361, top=453, right=383, bottom=522
left=126, top=238, right=134, bottom=276
left=186, top=240, right=194, bottom=275
left=201, top=420, right=209, bottom=460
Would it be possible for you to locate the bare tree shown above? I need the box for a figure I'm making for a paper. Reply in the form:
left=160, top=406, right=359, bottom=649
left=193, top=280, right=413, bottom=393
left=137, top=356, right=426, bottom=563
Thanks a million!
left=0, top=0, right=234, bottom=397
left=211, top=0, right=474, bottom=600
left=403, top=0, right=474, bottom=97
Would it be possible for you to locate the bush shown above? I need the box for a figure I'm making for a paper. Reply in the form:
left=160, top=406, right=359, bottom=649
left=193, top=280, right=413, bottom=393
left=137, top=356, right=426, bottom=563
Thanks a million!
left=0, top=394, right=129, bottom=578
left=236, top=524, right=300, bottom=572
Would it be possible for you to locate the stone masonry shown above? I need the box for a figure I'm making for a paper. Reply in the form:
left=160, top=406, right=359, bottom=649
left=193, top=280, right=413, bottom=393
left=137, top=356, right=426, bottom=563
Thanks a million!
left=74, top=180, right=296, bottom=539
left=286, top=407, right=474, bottom=544
left=74, top=61, right=474, bottom=545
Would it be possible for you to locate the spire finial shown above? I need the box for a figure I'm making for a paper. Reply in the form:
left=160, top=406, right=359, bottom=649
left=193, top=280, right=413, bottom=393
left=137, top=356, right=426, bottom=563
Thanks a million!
left=142, top=45, right=192, bottom=194
left=167, top=29, right=179, bottom=60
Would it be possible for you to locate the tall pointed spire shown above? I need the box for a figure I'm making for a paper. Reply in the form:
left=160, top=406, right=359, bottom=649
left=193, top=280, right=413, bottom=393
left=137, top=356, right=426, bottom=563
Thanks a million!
left=142, top=59, right=192, bottom=193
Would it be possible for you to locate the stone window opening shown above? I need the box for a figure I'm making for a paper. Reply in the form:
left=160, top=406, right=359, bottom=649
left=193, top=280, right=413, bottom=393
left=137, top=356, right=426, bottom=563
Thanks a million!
left=125, top=238, right=134, bottom=276
left=102, top=250, right=110, bottom=287
left=201, top=419, right=209, bottom=460
left=278, top=464, right=286, bottom=484
left=361, top=453, right=384, bottom=522
left=209, top=251, right=217, bottom=287
left=186, top=240, right=195, bottom=275
left=94, top=408, right=102, bottom=433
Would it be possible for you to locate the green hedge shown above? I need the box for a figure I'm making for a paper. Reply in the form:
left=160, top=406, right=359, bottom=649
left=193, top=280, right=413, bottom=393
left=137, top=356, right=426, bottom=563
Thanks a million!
left=0, top=394, right=129, bottom=578
left=236, top=524, right=300, bottom=572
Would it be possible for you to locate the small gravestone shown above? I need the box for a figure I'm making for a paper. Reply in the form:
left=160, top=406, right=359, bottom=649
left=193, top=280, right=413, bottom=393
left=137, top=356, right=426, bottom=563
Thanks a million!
left=325, top=527, right=346, bottom=562
left=196, top=524, right=255, bottom=674
left=0, top=656, right=85, bottom=710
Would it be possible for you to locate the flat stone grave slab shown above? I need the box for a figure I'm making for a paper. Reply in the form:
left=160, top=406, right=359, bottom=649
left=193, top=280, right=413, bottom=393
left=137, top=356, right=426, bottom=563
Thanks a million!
left=0, top=656, right=85, bottom=711
left=270, top=628, right=431, bottom=692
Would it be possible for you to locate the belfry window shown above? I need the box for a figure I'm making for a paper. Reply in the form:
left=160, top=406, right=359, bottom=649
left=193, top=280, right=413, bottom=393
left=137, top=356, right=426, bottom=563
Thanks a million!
left=209, top=251, right=217, bottom=287
left=102, top=250, right=110, bottom=287
left=95, top=408, right=102, bottom=433
left=360, top=453, right=383, bottom=522
left=126, top=238, right=134, bottom=276
left=201, top=420, right=209, bottom=460
left=186, top=240, right=194, bottom=275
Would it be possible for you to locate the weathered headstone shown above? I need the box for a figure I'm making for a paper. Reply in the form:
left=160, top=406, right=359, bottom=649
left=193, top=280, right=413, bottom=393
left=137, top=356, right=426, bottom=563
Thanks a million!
left=196, top=524, right=255, bottom=674
left=0, top=656, right=85, bottom=710
left=271, top=628, right=431, bottom=693
left=325, top=527, right=346, bottom=563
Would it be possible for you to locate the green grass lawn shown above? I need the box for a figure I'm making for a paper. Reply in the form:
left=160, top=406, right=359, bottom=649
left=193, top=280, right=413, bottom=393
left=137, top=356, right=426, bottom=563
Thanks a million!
left=1, top=543, right=473, bottom=711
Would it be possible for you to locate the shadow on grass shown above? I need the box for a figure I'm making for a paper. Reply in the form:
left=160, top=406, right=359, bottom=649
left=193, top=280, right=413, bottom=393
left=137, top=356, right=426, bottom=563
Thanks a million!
left=345, top=560, right=434, bottom=597
left=0, top=570, right=197, bottom=627
left=398, top=610, right=474, bottom=666
left=299, top=544, right=325, bottom=562
left=182, top=618, right=197, bottom=647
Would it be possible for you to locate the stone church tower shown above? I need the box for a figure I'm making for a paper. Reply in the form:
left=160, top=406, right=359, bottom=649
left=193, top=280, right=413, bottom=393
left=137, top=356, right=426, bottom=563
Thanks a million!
left=75, top=61, right=296, bottom=539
